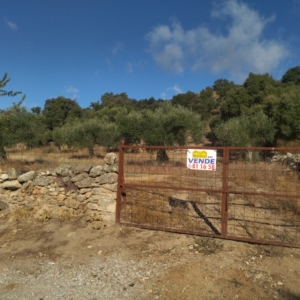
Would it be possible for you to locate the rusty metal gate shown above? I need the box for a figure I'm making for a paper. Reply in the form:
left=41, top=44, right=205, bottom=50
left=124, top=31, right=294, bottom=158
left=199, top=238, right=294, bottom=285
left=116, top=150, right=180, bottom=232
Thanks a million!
left=116, top=141, right=300, bottom=248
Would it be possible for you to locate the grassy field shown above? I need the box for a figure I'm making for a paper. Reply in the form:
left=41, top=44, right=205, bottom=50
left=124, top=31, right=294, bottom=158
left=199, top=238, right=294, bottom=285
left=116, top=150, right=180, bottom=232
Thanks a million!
left=1, top=145, right=109, bottom=171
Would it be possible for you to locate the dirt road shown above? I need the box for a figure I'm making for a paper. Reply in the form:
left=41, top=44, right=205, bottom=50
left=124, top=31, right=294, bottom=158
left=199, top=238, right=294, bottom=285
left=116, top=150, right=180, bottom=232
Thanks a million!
left=0, top=217, right=300, bottom=300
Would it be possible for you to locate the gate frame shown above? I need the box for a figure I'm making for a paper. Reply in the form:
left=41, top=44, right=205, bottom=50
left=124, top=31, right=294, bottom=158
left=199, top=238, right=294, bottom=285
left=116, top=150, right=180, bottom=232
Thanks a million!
left=116, top=140, right=300, bottom=248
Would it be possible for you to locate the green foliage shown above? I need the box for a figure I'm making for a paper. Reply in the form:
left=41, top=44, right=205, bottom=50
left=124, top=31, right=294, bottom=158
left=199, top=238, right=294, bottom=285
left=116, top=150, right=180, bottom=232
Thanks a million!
left=140, top=102, right=204, bottom=146
left=100, top=92, right=131, bottom=107
left=53, top=119, right=119, bottom=157
left=271, top=89, right=300, bottom=140
left=213, top=79, right=235, bottom=99
left=116, top=109, right=143, bottom=145
left=117, top=102, right=205, bottom=161
left=281, top=66, right=300, bottom=85
left=96, top=106, right=129, bottom=123
left=214, top=111, right=276, bottom=147
left=171, top=89, right=217, bottom=120
left=0, top=73, right=22, bottom=97
left=220, top=87, right=252, bottom=120
left=1, top=107, right=49, bottom=148
left=0, top=73, right=26, bottom=161
left=219, top=73, right=281, bottom=122
left=42, top=97, right=82, bottom=130
left=31, top=106, right=41, bottom=114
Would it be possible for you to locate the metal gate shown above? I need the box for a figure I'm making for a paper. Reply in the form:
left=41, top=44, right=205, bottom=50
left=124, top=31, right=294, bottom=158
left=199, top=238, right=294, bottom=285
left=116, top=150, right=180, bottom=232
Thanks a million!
left=116, top=141, right=300, bottom=248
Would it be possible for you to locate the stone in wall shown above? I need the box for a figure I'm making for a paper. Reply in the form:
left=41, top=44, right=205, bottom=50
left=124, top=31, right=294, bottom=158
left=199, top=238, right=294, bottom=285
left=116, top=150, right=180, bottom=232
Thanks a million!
left=95, top=173, right=118, bottom=184
left=34, top=176, right=55, bottom=187
left=104, top=153, right=117, bottom=165
left=2, top=180, right=22, bottom=191
left=55, top=164, right=73, bottom=177
left=73, top=164, right=93, bottom=174
left=89, top=166, right=105, bottom=177
left=0, top=152, right=118, bottom=224
left=71, top=172, right=89, bottom=182
left=7, top=168, right=22, bottom=180
left=18, top=171, right=36, bottom=183
left=75, top=177, right=94, bottom=188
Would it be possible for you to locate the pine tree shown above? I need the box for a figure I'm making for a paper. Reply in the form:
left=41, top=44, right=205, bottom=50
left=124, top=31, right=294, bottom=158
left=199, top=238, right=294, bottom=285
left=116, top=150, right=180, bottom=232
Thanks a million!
left=0, top=73, right=25, bottom=162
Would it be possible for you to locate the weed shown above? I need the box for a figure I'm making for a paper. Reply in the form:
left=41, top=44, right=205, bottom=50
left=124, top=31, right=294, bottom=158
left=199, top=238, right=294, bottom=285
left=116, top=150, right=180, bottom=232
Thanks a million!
left=192, top=237, right=224, bottom=255
left=229, top=278, right=243, bottom=288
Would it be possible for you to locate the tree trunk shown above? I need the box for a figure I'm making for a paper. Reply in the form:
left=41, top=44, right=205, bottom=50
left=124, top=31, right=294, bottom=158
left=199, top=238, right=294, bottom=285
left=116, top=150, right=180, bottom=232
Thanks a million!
left=0, top=144, right=7, bottom=163
left=88, top=147, right=94, bottom=158
left=247, top=150, right=253, bottom=161
left=156, top=149, right=169, bottom=162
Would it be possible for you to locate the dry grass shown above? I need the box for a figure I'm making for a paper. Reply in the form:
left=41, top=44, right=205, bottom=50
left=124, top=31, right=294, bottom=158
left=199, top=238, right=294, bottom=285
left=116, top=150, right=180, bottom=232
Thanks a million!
left=1, top=145, right=110, bottom=171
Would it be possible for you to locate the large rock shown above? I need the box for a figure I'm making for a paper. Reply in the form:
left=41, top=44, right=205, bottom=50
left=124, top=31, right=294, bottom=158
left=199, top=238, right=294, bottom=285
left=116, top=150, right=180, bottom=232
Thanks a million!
left=18, top=171, right=36, bottom=183
left=55, top=164, right=73, bottom=176
left=34, top=176, right=55, bottom=187
left=103, top=164, right=118, bottom=173
left=75, top=177, right=94, bottom=188
left=95, top=173, right=118, bottom=184
left=1, top=174, right=8, bottom=181
left=89, top=166, right=105, bottom=178
left=71, top=172, right=89, bottom=182
left=73, top=164, right=93, bottom=174
left=2, top=180, right=22, bottom=190
left=7, top=168, right=22, bottom=180
left=104, top=153, right=117, bottom=165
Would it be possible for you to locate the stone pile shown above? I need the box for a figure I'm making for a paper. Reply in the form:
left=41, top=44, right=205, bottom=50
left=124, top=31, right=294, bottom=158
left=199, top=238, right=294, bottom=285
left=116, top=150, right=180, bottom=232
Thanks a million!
left=0, top=153, right=118, bottom=223
left=271, top=152, right=300, bottom=171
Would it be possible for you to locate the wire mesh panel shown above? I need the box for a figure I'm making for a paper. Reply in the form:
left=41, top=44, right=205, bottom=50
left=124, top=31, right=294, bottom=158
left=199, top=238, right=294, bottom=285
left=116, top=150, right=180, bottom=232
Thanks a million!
left=227, top=194, right=300, bottom=245
left=116, top=143, right=300, bottom=247
left=227, top=148, right=300, bottom=247
left=121, top=187, right=222, bottom=235
left=119, top=145, right=224, bottom=236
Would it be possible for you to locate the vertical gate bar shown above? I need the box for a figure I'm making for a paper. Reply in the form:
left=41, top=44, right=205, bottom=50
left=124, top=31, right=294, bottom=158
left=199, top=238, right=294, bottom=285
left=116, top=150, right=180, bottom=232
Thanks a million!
left=116, top=140, right=125, bottom=225
left=221, top=147, right=229, bottom=237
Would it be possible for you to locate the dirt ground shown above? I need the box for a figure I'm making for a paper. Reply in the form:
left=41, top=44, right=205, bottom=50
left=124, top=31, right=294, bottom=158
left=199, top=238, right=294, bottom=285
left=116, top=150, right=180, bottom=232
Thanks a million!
left=1, top=216, right=300, bottom=300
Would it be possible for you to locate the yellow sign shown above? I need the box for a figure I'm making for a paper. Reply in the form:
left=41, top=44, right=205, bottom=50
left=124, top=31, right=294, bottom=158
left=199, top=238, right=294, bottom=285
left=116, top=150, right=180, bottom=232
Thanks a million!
left=192, top=150, right=207, bottom=158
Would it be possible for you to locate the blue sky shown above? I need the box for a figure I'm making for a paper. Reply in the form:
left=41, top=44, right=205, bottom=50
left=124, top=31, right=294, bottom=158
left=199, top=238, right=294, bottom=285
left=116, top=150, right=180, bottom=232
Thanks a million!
left=1, top=0, right=300, bottom=110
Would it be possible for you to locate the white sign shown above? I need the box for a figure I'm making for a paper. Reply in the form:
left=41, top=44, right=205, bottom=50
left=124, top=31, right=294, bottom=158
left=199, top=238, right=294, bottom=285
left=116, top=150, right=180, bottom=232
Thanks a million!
left=187, top=149, right=217, bottom=171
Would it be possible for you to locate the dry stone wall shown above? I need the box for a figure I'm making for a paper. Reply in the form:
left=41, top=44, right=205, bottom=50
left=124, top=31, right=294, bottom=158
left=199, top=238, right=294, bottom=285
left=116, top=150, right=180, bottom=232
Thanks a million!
left=271, top=152, right=300, bottom=171
left=0, top=153, right=118, bottom=224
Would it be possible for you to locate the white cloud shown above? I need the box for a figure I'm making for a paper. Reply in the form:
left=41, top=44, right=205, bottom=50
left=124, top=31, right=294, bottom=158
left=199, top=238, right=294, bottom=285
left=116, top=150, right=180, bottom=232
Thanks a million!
left=146, top=0, right=289, bottom=81
left=65, top=85, right=79, bottom=99
left=167, top=84, right=182, bottom=94
left=112, top=42, right=124, bottom=55
left=160, top=84, right=183, bottom=99
left=4, top=18, right=17, bottom=31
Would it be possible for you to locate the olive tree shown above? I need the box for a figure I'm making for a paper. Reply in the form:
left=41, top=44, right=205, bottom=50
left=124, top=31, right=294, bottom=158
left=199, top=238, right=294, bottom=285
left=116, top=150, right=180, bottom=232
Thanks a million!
left=214, top=111, right=276, bottom=147
left=53, top=119, right=120, bottom=157
left=117, top=102, right=205, bottom=161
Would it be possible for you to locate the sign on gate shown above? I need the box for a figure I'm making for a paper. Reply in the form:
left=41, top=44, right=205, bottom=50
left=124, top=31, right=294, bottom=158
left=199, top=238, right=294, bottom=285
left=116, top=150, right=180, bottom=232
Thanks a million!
left=187, top=149, right=217, bottom=171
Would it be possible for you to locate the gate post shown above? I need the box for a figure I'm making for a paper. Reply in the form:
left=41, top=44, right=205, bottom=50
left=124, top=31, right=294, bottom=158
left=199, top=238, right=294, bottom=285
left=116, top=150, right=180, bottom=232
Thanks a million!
left=116, top=140, right=125, bottom=224
left=221, top=147, right=229, bottom=237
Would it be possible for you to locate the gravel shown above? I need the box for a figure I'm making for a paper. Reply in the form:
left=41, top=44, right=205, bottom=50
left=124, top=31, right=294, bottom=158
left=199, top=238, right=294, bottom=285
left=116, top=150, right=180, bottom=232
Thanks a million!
left=0, top=254, right=171, bottom=300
